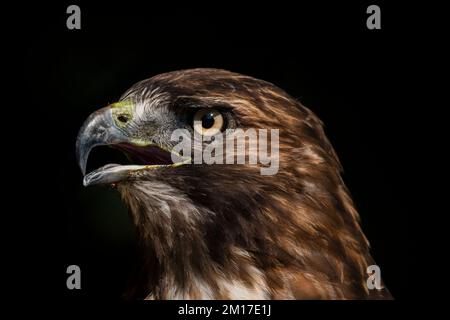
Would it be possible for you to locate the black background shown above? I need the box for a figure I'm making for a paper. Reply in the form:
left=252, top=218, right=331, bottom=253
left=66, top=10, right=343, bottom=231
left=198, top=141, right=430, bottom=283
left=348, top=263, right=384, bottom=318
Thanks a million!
left=14, top=1, right=409, bottom=306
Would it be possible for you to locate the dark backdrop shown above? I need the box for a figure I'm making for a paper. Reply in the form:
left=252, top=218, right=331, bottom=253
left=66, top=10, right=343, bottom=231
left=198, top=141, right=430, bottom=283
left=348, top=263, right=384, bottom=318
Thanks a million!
left=17, top=1, right=409, bottom=301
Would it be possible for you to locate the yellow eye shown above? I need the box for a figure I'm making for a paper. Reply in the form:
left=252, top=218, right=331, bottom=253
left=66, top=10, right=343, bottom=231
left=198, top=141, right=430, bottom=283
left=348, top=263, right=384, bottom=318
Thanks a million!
left=193, top=109, right=224, bottom=136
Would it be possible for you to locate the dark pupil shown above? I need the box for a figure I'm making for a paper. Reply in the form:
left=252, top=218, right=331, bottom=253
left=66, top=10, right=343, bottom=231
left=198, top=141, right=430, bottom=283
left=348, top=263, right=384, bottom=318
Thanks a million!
left=201, top=112, right=215, bottom=129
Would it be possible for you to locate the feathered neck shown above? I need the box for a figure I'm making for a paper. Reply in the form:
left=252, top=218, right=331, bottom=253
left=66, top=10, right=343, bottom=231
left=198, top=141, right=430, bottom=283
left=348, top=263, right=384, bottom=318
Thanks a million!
left=117, top=180, right=272, bottom=299
left=116, top=159, right=379, bottom=299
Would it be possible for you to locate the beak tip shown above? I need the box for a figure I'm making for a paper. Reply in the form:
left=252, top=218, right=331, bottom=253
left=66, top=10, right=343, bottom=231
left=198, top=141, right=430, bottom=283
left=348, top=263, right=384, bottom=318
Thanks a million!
left=76, top=106, right=116, bottom=182
left=76, top=150, right=87, bottom=176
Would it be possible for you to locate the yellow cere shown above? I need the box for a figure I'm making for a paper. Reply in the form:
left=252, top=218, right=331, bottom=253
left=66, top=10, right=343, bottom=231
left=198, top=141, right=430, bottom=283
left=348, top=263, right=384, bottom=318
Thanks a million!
left=110, top=100, right=134, bottom=128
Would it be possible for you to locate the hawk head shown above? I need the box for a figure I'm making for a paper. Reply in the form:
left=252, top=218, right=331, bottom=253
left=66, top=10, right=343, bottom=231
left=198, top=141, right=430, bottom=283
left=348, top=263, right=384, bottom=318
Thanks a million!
left=76, top=68, right=390, bottom=299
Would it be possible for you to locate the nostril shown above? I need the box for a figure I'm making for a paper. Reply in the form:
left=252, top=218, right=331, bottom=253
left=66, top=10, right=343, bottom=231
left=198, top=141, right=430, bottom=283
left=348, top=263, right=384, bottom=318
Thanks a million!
left=117, top=114, right=129, bottom=123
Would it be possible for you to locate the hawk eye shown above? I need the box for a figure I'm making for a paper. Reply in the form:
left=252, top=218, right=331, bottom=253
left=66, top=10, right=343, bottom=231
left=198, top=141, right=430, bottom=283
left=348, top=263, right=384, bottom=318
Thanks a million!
left=193, top=109, right=224, bottom=136
left=202, top=113, right=215, bottom=129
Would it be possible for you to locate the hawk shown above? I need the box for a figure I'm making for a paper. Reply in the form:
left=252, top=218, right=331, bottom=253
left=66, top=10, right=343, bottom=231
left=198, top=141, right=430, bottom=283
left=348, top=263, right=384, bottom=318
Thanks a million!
left=76, top=68, right=392, bottom=299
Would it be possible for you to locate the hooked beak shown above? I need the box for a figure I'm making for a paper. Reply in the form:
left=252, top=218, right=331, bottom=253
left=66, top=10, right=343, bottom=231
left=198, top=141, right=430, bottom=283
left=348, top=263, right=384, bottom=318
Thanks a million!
left=76, top=106, right=188, bottom=187
left=76, top=107, right=127, bottom=176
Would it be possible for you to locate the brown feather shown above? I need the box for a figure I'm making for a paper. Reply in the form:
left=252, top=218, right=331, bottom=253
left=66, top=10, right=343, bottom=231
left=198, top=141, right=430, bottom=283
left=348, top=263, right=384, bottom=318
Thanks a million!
left=115, top=69, right=392, bottom=299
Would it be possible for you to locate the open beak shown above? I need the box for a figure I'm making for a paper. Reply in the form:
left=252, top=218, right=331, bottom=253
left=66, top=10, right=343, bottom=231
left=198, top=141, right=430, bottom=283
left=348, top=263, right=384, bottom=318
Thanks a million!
left=76, top=106, right=188, bottom=187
